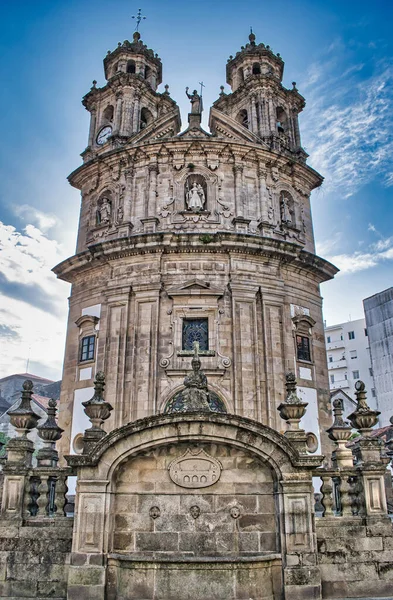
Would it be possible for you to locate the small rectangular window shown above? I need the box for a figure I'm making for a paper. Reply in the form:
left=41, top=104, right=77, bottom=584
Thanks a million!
left=352, top=370, right=359, bottom=380
left=348, top=331, right=355, bottom=340
left=182, top=318, right=208, bottom=351
left=344, top=373, right=347, bottom=380
left=371, top=388, right=376, bottom=397
left=330, top=374, right=334, bottom=384
left=328, top=356, right=333, bottom=363
left=296, top=335, right=311, bottom=362
left=369, top=367, right=373, bottom=376
left=364, top=328, right=368, bottom=336
left=80, top=335, right=96, bottom=362
left=350, top=350, right=357, bottom=359
left=327, top=336, right=331, bottom=343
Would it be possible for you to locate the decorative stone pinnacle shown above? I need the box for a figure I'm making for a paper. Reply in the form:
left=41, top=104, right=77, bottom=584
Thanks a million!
left=277, top=373, right=308, bottom=431
left=285, top=372, right=302, bottom=403
left=220, top=85, right=225, bottom=96
left=249, top=30, right=256, bottom=45
left=327, top=398, right=353, bottom=468
left=347, top=380, right=380, bottom=435
left=8, top=379, right=39, bottom=438
left=164, top=84, right=170, bottom=95
left=37, top=399, right=64, bottom=467
left=82, top=371, right=113, bottom=432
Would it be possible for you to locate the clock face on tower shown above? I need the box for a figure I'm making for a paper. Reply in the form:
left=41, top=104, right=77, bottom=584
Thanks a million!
left=96, top=126, right=112, bottom=145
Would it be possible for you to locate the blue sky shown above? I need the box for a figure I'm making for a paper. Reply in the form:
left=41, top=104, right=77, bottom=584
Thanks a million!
left=0, top=0, right=392, bottom=380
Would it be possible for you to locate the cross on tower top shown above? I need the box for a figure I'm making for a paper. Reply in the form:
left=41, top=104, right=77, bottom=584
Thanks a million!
left=132, top=8, right=146, bottom=32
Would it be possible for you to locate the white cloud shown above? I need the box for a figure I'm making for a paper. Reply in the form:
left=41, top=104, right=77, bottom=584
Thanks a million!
left=0, top=221, right=70, bottom=380
left=325, top=231, right=393, bottom=274
left=301, top=56, right=393, bottom=197
left=13, top=204, right=59, bottom=232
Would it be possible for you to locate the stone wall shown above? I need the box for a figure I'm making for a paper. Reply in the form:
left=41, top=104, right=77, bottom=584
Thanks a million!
left=0, top=520, right=73, bottom=599
left=317, top=517, right=393, bottom=599
left=112, top=443, right=278, bottom=557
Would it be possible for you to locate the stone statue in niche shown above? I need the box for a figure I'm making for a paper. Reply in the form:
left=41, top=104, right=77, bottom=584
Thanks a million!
left=185, top=87, right=202, bottom=113
left=97, top=197, right=112, bottom=225
left=182, top=342, right=210, bottom=412
left=280, top=192, right=294, bottom=227
left=117, top=205, right=124, bottom=222
left=185, top=175, right=207, bottom=212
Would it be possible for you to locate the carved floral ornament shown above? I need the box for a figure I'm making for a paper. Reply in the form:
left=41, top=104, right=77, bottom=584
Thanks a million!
left=168, top=448, right=222, bottom=489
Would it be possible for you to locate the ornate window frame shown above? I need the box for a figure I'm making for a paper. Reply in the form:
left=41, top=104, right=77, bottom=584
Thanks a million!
left=292, top=314, right=316, bottom=366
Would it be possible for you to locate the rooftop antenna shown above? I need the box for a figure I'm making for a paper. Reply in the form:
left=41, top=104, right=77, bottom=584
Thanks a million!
left=26, top=345, right=31, bottom=374
left=132, top=8, right=146, bottom=32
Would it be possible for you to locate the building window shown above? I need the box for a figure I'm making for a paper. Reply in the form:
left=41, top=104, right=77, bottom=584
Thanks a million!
left=330, top=374, right=334, bottom=384
left=296, top=335, right=311, bottom=362
left=80, top=335, right=96, bottom=362
left=371, top=388, right=376, bottom=397
left=364, top=328, right=368, bottom=336
left=182, top=318, right=208, bottom=352
left=344, top=373, right=347, bottom=380
left=327, top=336, right=331, bottom=343
left=328, top=356, right=333, bottom=363
left=352, top=370, right=360, bottom=380
left=348, top=331, right=355, bottom=340
left=369, top=367, right=373, bottom=376
left=350, top=350, right=357, bottom=359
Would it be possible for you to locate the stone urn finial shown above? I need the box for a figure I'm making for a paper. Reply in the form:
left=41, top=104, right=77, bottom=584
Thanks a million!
left=347, top=381, right=380, bottom=436
left=82, top=372, right=113, bottom=432
left=277, top=372, right=308, bottom=430
left=37, top=399, right=64, bottom=467
left=327, top=398, right=353, bottom=468
left=8, top=380, right=40, bottom=437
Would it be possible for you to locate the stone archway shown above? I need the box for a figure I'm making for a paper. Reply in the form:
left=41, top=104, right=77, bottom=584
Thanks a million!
left=67, top=413, right=322, bottom=600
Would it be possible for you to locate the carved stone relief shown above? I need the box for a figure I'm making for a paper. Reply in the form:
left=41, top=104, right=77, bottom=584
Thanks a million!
left=168, top=448, right=222, bottom=489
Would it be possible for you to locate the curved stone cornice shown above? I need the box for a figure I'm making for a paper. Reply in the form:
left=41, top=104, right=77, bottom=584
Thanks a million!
left=65, top=412, right=323, bottom=474
left=68, top=136, right=323, bottom=191
left=52, top=231, right=338, bottom=284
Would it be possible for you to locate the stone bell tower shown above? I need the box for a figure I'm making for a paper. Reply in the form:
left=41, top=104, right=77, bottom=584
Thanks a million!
left=54, top=30, right=337, bottom=461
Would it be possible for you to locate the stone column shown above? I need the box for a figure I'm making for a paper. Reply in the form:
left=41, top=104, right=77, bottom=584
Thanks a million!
left=113, top=92, right=123, bottom=135
left=121, top=91, right=133, bottom=137
left=123, top=168, right=134, bottom=223
left=258, top=167, right=268, bottom=223
left=292, top=111, right=301, bottom=148
left=268, top=96, right=276, bottom=133
left=132, top=92, right=141, bottom=133
left=260, top=98, right=269, bottom=136
left=250, top=95, right=257, bottom=134
left=148, top=162, right=159, bottom=216
left=233, top=164, right=244, bottom=216
left=88, top=109, right=97, bottom=147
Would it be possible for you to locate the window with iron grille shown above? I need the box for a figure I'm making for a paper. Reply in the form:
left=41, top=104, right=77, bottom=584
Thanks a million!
left=80, top=335, right=96, bottom=362
left=182, top=318, right=208, bottom=351
left=296, top=335, right=311, bottom=362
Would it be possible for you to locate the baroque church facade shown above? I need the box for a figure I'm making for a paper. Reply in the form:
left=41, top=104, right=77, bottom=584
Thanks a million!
left=2, top=28, right=393, bottom=600
left=54, top=30, right=337, bottom=459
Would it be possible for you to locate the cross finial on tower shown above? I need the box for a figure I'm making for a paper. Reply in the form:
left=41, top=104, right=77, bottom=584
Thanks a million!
left=132, top=8, right=146, bottom=32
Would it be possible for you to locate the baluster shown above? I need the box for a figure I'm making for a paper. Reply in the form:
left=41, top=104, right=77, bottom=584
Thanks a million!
left=332, top=476, right=341, bottom=515
left=355, top=476, right=366, bottom=517
left=320, top=475, right=334, bottom=517
left=54, top=474, right=67, bottom=518
left=37, top=475, right=49, bottom=516
left=23, top=476, right=32, bottom=518
left=340, top=476, right=352, bottom=516
left=348, top=476, right=358, bottom=516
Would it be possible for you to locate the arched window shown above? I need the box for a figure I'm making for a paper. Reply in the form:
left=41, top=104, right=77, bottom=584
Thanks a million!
left=252, top=62, right=261, bottom=75
left=103, top=105, right=114, bottom=123
left=144, top=65, right=151, bottom=80
left=236, top=109, right=249, bottom=129
left=126, top=60, right=136, bottom=74
left=112, top=62, right=119, bottom=77
left=140, top=107, right=153, bottom=129
left=276, top=107, right=287, bottom=133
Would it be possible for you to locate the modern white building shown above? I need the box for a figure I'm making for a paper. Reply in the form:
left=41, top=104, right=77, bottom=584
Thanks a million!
left=324, top=317, right=376, bottom=410
left=364, top=287, right=393, bottom=426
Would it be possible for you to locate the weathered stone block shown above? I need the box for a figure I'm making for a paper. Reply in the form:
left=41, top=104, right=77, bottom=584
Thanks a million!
left=67, top=565, right=105, bottom=586
left=178, top=532, right=216, bottom=554
left=135, top=532, right=179, bottom=552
